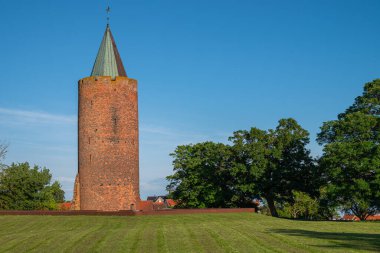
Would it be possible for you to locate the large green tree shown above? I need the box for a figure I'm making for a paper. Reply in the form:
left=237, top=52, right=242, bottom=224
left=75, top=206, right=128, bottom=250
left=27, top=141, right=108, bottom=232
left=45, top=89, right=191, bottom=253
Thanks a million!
left=0, top=162, right=65, bottom=210
left=166, top=119, right=319, bottom=215
left=317, top=79, right=380, bottom=220
left=230, top=118, right=319, bottom=217
left=166, top=142, right=236, bottom=208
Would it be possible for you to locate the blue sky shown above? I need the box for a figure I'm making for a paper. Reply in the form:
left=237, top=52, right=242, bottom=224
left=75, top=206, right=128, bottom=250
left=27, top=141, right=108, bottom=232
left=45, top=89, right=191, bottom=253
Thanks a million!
left=1, top=0, right=380, bottom=200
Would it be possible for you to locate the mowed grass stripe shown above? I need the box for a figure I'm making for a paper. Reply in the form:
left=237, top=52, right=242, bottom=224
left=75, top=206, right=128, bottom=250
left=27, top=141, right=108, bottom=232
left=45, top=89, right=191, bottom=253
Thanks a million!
left=215, top=219, right=282, bottom=252
left=0, top=216, right=42, bottom=241
left=57, top=217, right=107, bottom=253
left=119, top=217, right=149, bottom=252
left=88, top=218, right=124, bottom=253
left=208, top=214, right=284, bottom=252
left=94, top=217, right=138, bottom=252
left=198, top=214, right=277, bottom=253
left=229, top=214, right=310, bottom=253
left=49, top=217, right=100, bottom=253
left=10, top=217, right=68, bottom=252
left=156, top=223, right=169, bottom=253
left=181, top=215, right=225, bottom=252
left=164, top=215, right=205, bottom=253
left=33, top=217, right=92, bottom=253
left=263, top=218, right=379, bottom=253
left=0, top=216, right=59, bottom=252
left=0, top=216, right=33, bottom=235
left=194, top=215, right=243, bottom=253
left=243, top=215, right=323, bottom=252
left=22, top=217, right=69, bottom=253
left=0, top=217, right=35, bottom=251
left=74, top=218, right=125, bottom=253
left=137, top=217, right=159, bottom=252
left=217, top=214, right=278, bottom=251
left=262, top=224, right=321, bottom=253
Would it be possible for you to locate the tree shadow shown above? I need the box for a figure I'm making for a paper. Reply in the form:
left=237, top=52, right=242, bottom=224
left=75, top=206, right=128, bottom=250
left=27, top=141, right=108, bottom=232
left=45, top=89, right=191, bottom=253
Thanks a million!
left=270, top=228, right=380, bottom=251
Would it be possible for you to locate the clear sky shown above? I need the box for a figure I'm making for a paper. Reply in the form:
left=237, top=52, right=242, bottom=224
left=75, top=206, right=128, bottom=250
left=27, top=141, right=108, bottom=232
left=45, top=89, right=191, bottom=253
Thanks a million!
left=1, top=0, right=380, bottom=200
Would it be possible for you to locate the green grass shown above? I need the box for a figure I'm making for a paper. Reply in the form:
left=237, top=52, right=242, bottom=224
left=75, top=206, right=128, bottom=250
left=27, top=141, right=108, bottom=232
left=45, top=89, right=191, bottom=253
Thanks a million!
left=0, top=213, right=379, bottom=253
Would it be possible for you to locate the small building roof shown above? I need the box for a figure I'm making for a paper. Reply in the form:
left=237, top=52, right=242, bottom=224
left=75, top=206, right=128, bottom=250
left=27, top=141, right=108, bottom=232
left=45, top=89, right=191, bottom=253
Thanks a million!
left=166, top=199, right=177, bottom=207
left=147, top=196, right=167, bottom=202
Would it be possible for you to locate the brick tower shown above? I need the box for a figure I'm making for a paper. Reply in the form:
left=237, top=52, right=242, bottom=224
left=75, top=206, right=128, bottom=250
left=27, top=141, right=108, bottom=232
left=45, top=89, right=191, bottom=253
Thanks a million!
left=72, top=24, right=140, bottom=211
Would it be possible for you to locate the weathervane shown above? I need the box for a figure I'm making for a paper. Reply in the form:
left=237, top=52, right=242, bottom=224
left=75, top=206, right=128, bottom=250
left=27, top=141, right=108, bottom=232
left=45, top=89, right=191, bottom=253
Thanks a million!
left=106, top=2, right=111, bottom=25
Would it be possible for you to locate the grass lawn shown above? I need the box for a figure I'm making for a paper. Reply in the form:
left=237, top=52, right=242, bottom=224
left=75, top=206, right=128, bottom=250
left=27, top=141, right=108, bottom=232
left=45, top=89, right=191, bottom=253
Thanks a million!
left=0, top=213, right=378, bottom=253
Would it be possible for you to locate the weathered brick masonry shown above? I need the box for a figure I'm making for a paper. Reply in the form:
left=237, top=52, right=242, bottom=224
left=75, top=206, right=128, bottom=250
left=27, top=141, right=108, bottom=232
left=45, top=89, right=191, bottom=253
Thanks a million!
left=78, top=76, right=140, bottom=211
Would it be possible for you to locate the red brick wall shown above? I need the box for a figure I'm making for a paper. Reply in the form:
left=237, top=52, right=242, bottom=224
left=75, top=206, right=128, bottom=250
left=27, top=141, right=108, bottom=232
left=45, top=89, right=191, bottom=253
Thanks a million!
left=0, top=208, right=255, bottom=216
left=78, top=76, right=140, bottom=211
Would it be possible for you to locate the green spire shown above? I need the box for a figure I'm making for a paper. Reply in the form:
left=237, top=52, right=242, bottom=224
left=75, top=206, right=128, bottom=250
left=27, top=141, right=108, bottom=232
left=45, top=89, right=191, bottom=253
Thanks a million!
left=91, top=25, right=127, bottom=77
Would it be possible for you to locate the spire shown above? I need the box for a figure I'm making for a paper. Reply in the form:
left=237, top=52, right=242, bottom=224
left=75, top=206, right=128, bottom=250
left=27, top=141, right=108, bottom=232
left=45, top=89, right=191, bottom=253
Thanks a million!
left=91, top=25, right=127, bottom=77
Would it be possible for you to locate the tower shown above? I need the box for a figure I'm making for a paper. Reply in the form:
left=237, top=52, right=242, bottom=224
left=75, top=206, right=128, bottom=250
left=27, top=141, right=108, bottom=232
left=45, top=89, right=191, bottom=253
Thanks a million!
left=73, top=24, right=140, bottom=211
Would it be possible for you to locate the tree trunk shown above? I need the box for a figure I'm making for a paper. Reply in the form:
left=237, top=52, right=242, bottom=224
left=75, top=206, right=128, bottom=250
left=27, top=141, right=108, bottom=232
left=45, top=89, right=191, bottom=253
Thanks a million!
left=266, top=196, right=278, bottom=217
left=351, top=205, right=369, bottom=221
left=356, top=212, right=368, bottom=221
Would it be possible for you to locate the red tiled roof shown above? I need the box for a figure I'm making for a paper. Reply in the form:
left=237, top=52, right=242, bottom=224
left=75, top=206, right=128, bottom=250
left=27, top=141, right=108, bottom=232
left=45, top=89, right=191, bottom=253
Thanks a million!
left=367, top=215, right=380, bottom=221
left=166, top=199, right=177, bottom=207
left=139, top=200, right=153, bottom=211
left=343, top=214, right=380, bottom=221
left=343, top=214, right=359, bottom=221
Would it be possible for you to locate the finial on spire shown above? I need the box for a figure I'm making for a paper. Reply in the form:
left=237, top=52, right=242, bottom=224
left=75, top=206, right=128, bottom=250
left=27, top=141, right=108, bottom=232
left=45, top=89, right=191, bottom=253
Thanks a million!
left=106, top=3, right=111, bottom=26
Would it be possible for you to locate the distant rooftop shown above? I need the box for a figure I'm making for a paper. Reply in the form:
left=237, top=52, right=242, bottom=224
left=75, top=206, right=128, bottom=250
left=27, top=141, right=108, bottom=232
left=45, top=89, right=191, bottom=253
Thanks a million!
left=91, top=25, right=127, bottom=77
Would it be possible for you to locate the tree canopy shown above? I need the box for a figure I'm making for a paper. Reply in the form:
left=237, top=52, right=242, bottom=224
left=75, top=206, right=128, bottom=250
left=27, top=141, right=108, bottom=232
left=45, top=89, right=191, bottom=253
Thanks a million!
left=0, top=162, right=65, bottom=210
left=317, top=79, right=380, bottom=220
left=167, top=118, right=319, bottom=216
left=167, top=142, right=235, bottom=208
left=229, top=118, right=319, bottom=217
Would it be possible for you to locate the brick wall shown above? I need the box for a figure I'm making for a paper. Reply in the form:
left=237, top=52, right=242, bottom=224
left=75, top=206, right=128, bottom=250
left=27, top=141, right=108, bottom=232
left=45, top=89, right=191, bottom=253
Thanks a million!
left=0, top=208, right=255, bottom=216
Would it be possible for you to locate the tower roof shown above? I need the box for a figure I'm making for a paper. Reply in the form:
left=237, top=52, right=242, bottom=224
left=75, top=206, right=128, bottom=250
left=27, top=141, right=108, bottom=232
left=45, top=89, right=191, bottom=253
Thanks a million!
left=91, top=25, right=127, bottom=77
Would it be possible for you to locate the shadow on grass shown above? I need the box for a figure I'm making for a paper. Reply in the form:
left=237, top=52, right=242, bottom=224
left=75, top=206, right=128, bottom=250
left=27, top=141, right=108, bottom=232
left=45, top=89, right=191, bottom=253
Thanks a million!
left=270, top=229, right=380, bottom=252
